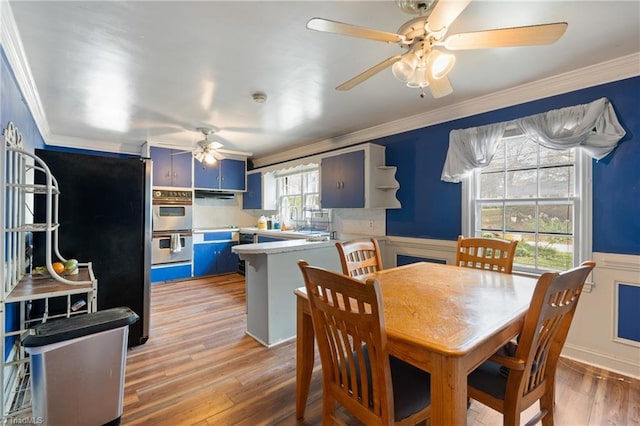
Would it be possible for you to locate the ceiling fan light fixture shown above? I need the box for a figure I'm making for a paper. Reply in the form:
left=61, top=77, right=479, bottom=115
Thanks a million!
left=406, top=66, right=430, bottom=88
left=391, top=53, right=418, bottom=82
left=426, top=49, right=456, bottom=79
left=203, top=152, right=217, bottom=164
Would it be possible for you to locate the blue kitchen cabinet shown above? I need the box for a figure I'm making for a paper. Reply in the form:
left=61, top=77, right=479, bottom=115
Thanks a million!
left=151, top=146, right=192, bottom=188
left=221, top=159, right=246, bottom=191
left=243, top=172, right=262, bottom=209
left=194, top=159, right=246, bottom=191
left=321, top=149, right=365, bottom=208
left=151, top=263, right=192, bottom=283
left=257, top=235, right=287, bottom=243
left=193, top=232, right=239, bottom=277
left=194, top=160, right=220, bottom=189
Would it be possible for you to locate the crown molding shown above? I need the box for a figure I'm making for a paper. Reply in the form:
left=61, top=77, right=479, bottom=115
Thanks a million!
left=253, top=53, right=640, bottom=168
left=0, top=2, right=50, bottom=139
left=46, top=134, right=144, bottom=156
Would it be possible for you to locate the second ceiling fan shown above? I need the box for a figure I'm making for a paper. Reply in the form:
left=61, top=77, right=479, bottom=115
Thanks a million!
left=307, top=0, right=567, bottom=98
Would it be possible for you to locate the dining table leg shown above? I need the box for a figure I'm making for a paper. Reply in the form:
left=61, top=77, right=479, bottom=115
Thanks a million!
left=431, top=353, right=468, bottom=425
left=296, top=294, right=315, bottom=419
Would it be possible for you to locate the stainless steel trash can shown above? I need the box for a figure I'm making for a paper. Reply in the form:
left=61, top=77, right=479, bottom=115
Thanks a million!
left=22, top=307, right=139, bottom=426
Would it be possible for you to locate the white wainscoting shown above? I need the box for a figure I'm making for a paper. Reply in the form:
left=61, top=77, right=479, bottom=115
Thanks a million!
left=384, top=237, right=640, bottom=379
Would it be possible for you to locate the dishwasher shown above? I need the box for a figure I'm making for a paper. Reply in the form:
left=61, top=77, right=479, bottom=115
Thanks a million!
left=237, top=232, right=256, bottom=275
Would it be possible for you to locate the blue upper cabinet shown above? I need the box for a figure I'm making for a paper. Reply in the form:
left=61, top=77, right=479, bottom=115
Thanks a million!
left=243, top=172, right=262, bottom=209
left=194, top=158, right=246, bottom=191
left=321, top=150, right=365, bottom=208
left=320, top=143, right=400, bottom=209
left=151, top=146, right=192, bottom=188
left=194, top=160, right=220, bottom=189
left=220, top=159, right=246, bottom=191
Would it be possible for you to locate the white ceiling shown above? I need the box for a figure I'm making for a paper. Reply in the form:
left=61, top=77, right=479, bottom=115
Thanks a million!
left=7, top=1, right=640, bottom=161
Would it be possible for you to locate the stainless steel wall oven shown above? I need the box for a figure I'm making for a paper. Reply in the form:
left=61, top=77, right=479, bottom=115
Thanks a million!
left=152, top=190, right=193, bottom=266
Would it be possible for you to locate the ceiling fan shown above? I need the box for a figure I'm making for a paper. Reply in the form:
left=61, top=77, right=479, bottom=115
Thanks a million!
left=307, top=0, right=568, bottom=98
left=175, top=127, right=253, bottom=166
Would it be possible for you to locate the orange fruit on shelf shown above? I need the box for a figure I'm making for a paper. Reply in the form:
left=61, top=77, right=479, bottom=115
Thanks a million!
left=52, top=262, right=65, bottom=274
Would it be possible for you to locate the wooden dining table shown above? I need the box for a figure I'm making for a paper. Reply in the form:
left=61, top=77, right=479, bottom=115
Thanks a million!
left=294, top=261, right=539, bottom=425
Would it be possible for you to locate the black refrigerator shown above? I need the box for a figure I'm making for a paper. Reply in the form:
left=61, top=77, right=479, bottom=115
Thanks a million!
left=33, top=149, right=151, bottom=347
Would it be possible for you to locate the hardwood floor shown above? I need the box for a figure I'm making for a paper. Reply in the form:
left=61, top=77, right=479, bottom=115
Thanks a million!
left=122, top=274, right=640, bottom=426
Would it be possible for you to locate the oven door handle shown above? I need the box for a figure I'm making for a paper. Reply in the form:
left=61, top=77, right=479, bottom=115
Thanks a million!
left=153, top=232, right=193, bottom=238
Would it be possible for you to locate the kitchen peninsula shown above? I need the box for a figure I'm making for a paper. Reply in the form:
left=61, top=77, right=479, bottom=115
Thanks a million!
left=232, top=239, right=341, bottom=346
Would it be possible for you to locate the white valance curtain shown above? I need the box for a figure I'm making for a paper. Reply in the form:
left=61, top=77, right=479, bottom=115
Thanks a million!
left=441, top=97, right=626, bottom=183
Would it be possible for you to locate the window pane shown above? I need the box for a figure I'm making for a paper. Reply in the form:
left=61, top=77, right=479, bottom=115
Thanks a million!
left=506, top=137, right=537, bottom=168
left=483, top=139, right=505, bottom=172
left=479, top=203, right=504, bottom=231
left=539, top=166, right=574, bottom=198
left=537, top=235, right=574, bottom=271
left=305, top=172, right=319, bottom=192
left=479, top=172, right=504, bottom=199
left=505, top=204, right=536, bottom=232
left=540, top=145, right=574, bottom=165
left=506, top=170, right=537, bottom=199
left=538, top=204, right=573, bottom=235
left=514, top=234, right=536, bottom=268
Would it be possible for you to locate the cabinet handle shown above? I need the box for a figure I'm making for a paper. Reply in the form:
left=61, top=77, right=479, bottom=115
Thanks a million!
left=336, top=182, right=340, bottom=189
left=174, top=172, right=178, bottom=177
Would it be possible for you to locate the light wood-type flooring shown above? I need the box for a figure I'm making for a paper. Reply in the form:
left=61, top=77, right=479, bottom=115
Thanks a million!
left=122, top=274, right=639, bottom=426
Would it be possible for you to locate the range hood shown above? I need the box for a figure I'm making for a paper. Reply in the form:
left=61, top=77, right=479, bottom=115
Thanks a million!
left=194, top=190, right=236, bottom=199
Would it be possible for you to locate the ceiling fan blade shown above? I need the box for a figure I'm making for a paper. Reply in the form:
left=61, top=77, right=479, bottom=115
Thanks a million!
left=427, top=75, right=453, bottom=99
left=170, top=150, right=192, bottom=156
left=444, top=22, right=568, bottom=50
left=337, top=55, right=403, bottom=91
left=307, top=18, right=404, bottom=43
left=216, top=148, right=254, bottom=157
left=427, top=0, right=472, bottom=33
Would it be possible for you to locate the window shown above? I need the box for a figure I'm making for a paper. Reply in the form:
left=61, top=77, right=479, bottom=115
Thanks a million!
left=276, top=165, right=320, bottom=227
left=463, top=132, right=592, bottom=274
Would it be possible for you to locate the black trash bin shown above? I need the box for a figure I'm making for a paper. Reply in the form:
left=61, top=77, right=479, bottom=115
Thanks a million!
left=22, top=307, right=139, bottom=426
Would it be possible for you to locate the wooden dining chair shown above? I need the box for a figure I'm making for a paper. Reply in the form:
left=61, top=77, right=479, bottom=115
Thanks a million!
left=455, top=235, right=519, bottom=274
left=297, top=260, right=431, bottom=426
left=467, top=261, right=596, bottom=426
left=335, top=238, right=383, bottom=280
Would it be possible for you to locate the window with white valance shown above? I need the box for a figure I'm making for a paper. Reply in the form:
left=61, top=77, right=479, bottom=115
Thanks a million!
left=442, top=98, right=626, bottom=273
left=441, top=97, right=626, bottom=183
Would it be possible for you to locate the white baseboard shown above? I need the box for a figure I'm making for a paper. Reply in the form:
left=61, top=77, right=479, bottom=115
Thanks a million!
left=562, top=344, right=640, bottom=380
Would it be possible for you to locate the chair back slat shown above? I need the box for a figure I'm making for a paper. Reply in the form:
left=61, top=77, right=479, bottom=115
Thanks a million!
left=336, top=239, right=383, bottom=280
left=455, top=235, right=518, bottom=274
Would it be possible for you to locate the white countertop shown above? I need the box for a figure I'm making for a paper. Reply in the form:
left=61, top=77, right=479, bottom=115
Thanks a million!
left=193, top=227, right=239, bottom=233
left=232, top=238, right=337, bottom=255
left=239, top=227, right=330, bottom=239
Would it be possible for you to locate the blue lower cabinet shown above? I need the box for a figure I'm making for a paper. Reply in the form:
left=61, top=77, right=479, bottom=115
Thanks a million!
left=257, top=235, right=286, bottom=243
left=193, top=241, right=239, bottom=277
left=151, top=263, right=192, bottom=283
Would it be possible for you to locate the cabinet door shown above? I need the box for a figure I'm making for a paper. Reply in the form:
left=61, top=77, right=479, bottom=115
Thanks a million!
left=151, top=147, right=173, bottom=187
left=243, top=173, right=262, bottom=209
left=340, top=150, right=365, bottom=208
left=220, top=159, right=246, bottom=191
left=193, top=243, right=217, bottom=277
left=217, top=242, right=239, bottom=274
left=194, top=161, right=220, bottom=189
left=321, top=150, right=365, bottom=208
left=171, top=150, right=193, bottom=187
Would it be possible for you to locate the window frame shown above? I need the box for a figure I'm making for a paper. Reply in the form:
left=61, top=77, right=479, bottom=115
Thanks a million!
left=461, top=132, right=592, bottom=274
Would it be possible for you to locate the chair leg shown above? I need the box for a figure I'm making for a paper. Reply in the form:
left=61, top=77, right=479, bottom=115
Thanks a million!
left=322, top=396, right=335, bottom=426
left=540, top=392, right=555, bottom=426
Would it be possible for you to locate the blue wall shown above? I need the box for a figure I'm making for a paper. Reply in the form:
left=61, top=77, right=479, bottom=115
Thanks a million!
left=2, top=47, right=46, bottom=359
left=377, top=77, right=640, bottom=255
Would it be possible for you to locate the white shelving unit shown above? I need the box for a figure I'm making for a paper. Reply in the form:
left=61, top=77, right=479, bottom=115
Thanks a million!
left=0, top=122, right=97, bottom=420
